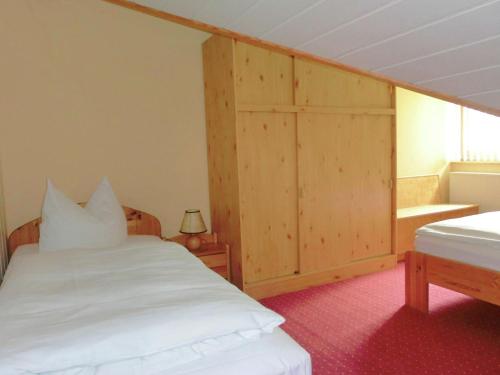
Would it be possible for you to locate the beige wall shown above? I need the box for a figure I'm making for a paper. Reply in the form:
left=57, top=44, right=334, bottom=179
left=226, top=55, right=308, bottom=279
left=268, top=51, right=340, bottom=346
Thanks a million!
left=396, top=87, right=461, bottom=202
left=0, top=0, right=211, bottom=237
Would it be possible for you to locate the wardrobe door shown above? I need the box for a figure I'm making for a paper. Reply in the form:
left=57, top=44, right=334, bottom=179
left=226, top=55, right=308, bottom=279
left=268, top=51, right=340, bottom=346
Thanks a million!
left=298, top=114, right=392, bottom=272
left=295, top=58, right=393, bottom=273
left=237, top=112, right=298, bottom=283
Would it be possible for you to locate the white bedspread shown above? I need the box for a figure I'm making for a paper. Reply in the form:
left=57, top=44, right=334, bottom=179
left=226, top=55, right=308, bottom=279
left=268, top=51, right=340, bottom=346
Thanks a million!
left=0, top=236, right=285, bottom=374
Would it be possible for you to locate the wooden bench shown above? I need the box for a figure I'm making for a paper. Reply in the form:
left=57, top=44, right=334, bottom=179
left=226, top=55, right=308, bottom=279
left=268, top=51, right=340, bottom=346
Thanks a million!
left=396, top=175, right=479, bottom=260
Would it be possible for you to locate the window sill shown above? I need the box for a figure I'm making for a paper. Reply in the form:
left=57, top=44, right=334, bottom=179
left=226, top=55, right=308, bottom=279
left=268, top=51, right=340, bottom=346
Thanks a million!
left=450, top=161, right=500, bottom=173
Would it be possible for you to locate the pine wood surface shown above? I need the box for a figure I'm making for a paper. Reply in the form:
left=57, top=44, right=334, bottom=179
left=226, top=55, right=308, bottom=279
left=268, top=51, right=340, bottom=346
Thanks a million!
left=397, top=175, right=442, bottom=209
left=294, top=58, right=392, bottom=108
left=397, top=204, right=479, bottom=219
left=298, top=113, right=392, bottom=272
left=237, top=112, right=299, bottom=283
left=167, top=233, right=231, bottom=280
left=405, top=251, right=429, bottom=313
left=237, top=104, right=395, bottom=115
left=406, top=251, right=500, bottom=313
left=235, top=42, right=293, bottom=105
left=203, top=35, right=243, bottom=288
left=390, top=86, right=397, bottom=261
left=247, top=254, right=397, bottom=299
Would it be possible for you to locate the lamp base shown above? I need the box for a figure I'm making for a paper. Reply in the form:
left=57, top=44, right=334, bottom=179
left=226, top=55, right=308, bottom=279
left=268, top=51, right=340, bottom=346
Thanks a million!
left=185, top=235, right=202, bottom=251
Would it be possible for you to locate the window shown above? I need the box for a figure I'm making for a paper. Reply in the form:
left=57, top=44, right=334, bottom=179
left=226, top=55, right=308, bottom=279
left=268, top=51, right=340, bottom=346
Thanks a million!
left=461, top=108, right=500, bottom=162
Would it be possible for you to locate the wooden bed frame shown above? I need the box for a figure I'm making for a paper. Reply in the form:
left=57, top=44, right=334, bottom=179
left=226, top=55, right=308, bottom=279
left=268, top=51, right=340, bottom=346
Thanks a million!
left=7, top=206, right=161, bottom=257
left=405, top=251, right=500, bottom=313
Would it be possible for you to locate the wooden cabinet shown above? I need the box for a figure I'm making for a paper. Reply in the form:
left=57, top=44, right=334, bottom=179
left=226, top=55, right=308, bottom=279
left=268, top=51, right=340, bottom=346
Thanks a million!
left=191, top=243, right=230, bottom=280
left=168, top=233, right=230, bottom=279
left=203, top=35, right=396, bottom=298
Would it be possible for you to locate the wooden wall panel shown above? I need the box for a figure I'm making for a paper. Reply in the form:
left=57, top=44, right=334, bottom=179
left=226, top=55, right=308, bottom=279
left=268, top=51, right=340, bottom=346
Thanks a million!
left=235, top=42, right=294, bottom=105
left=203, top=36, right=243, bottom=288
left=298, top=114, right=392, bottom=272
left=397, top=175, right=442, bottom=208
left=294, top=58, right=392, bottom=108
left=237, top=112, right=298, bottom=282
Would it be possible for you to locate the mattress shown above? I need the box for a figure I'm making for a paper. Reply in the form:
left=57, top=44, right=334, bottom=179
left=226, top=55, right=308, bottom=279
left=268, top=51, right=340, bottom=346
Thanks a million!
left=97, top=328, right=311, bottom=375
left=415, top=211, right=500, bottom=271
left=0, top=236, right=311, bottom=374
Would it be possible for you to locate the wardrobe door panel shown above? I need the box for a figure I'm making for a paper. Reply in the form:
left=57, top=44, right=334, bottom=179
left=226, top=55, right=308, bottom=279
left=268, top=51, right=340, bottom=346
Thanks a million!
left=237, top=112, right=298, bottom=283
left=298, top=114, right=392, bottom=273
left=294, top=58, right=392, bottom=108
left=235, top=42, right=294, bottom=105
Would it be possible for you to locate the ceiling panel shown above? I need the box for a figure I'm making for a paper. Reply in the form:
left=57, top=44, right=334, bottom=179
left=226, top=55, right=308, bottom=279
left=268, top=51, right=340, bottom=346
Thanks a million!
left=191, top=0, right=259, bottom=27
left=462, top=91, right=500, bottom=107
left=262, top=0, right=395, bottom=47
left=420, top=66, right=500, bottom=97
left=301, top=0, right=492, bottom=58
left=341, top=1, right=500, bottom=70
left=228, top=0, right=320, bottom=36
left=131, top=0, right=500, bottom=113
left=378, top=37, right=500, bottom=82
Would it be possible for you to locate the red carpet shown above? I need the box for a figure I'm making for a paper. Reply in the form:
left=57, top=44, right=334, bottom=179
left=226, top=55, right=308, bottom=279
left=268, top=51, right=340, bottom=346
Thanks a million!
left=261, top=263, right=500, bottom=375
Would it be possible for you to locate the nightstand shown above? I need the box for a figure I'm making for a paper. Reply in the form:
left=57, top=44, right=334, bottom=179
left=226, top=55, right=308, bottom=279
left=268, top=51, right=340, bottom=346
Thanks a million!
left=167, top=233, right=230, bottom=280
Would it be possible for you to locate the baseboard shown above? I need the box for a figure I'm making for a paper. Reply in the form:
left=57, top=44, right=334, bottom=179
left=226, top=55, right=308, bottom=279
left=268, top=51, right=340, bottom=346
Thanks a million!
left=244, top=254, right=397, bottom=299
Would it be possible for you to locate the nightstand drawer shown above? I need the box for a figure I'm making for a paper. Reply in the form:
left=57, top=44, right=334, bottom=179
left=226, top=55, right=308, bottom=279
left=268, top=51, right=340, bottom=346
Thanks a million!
left=199, top=253, right=226, bottom=268
left=167, top=233, right=230, bottom=281
left=212, top=266, right=228, bottom=279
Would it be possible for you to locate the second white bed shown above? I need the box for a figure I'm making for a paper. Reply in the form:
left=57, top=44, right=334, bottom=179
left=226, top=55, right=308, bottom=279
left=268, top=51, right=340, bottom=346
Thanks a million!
left=415, top=211, right=500, bottom=271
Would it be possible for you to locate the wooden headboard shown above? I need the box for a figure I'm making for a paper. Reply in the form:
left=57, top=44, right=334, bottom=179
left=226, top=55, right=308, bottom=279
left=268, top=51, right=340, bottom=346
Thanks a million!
left=7, top=206, right=161, bottom=257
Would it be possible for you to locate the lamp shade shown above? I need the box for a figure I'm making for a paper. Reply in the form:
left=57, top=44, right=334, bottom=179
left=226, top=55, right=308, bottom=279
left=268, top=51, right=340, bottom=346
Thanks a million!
left=180, top=209, right=207, bottom=234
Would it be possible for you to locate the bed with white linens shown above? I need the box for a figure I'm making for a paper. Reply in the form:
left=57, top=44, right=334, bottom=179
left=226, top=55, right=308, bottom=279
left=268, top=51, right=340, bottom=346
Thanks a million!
left=0, top=179, right=310, bottom=374
left=0, top=236, right=310, bottom=374
left=406, top=211, right=500, bottom=313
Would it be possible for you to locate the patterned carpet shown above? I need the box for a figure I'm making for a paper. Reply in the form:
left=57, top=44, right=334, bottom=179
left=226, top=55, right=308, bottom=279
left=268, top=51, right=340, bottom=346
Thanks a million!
left=261, top=263, right=500, bottom=375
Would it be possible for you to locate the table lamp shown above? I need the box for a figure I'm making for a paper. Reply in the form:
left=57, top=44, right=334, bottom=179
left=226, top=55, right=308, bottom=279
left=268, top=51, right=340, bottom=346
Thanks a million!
left=180, top=209, right=207, bottom=251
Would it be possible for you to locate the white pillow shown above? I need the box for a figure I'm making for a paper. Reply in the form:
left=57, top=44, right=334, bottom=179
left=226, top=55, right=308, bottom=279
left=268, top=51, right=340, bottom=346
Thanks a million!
left=39, top=178, right=127, bottom=252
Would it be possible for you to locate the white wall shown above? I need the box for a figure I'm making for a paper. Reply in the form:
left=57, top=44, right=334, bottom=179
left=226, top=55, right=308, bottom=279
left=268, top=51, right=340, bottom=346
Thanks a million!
left=450, top=172, right=500, bottom=212
left=0, top=0, right=211, bottom=237
left=396, top=87, right=461, bottom=202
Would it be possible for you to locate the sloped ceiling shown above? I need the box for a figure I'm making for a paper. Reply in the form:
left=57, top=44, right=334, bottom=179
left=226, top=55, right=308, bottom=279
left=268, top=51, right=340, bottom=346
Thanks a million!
left=131, top=0, right=500, bottom=114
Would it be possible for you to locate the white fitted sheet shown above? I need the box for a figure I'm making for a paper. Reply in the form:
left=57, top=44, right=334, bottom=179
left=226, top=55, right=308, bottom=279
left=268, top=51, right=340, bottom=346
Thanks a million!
left=415, top=211, right=500, bottom=271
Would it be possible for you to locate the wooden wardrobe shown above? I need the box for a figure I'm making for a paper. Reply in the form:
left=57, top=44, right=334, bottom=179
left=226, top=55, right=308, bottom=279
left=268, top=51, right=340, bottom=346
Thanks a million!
left=203, top=35, right=396, bottom=299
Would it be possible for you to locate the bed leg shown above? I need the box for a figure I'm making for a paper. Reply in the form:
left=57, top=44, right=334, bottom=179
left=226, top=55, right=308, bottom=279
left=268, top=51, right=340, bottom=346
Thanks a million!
left=405, top=251, right=429, bottom=313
